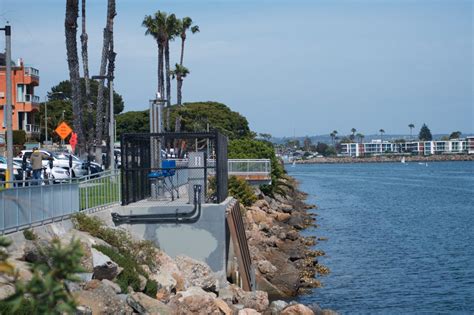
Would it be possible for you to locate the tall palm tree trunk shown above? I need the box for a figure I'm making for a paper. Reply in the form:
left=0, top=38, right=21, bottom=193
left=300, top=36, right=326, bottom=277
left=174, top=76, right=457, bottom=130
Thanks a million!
left=177, top=76, right=183, bottom=105
left=165, top=41, right=171, bottom=131
left=180, top=37, right=186, bottom=66
left=104, top=32, right=116, bottom=145
left=80, top=0, right=93, bottom=155
left=165, top=41, right=171, bottom=107
left=158, top=41, right=164, bottom=97
left=65, top=0, right=84, bottom=155
left=95, top=0, right=115, bottom=160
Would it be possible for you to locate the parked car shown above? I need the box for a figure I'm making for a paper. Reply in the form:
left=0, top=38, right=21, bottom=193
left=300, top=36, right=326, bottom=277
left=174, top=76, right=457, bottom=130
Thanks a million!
left=62, top=153, right=104, bottom=178
left=0, top=156, right=24, bottom=181
left=20, top=150, right=87, bottom=177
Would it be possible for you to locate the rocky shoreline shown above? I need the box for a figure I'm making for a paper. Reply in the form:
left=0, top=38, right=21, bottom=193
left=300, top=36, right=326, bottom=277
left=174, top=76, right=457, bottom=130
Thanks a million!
left=297, top=154, right=474, bottom=164
left=0, top=176, right=335, bottom=315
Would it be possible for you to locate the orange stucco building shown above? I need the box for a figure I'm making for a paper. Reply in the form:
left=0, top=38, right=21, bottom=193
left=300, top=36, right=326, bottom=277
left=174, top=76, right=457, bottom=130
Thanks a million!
left=0, top=53, right=40, bottom=138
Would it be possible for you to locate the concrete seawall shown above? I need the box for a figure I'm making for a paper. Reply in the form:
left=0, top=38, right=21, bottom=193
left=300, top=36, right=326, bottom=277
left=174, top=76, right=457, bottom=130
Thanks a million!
left=297, top=154, right=474, bottom=164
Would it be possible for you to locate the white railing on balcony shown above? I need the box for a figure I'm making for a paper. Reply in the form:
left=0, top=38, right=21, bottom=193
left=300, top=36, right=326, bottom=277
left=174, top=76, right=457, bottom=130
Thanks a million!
left=25, top=94, right=40, bottom=103
left=24, top=67, right=39, bottom=77
left=228, top=159, right=271, bottom=176
left=25, top=124, right=40, bottom=133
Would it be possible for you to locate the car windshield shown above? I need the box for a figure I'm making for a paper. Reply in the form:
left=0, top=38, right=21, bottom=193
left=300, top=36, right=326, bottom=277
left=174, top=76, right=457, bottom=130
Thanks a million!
left=0, top=157, right=6, bottom=163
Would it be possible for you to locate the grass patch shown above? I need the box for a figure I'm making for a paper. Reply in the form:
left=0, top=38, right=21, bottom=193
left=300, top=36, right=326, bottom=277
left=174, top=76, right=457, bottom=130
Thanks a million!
left=71, top=213, right=158, bottom=297
left=79, top=179, right=120, bottom=210
left=71, top=213, right=156, bottom=268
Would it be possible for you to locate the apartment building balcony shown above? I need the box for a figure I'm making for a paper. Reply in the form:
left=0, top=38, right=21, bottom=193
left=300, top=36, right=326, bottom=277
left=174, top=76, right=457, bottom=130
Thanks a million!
left=24, top=94, right=40, bottom=104
left=23, top=67, right=40, bottom=85
left=25, top=124, right=40, bottom=134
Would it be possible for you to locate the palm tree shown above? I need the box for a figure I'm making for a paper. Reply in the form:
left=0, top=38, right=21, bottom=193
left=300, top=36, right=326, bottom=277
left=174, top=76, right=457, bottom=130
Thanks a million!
left=96, top=0, right=116, bottom=155
left=330, top=132, right=335, bottom=144
left=356, top=133, right=364, bottom=143
left=170, top=64, right=190, bottom=106
left=178, top=17, right=199, bottom=66
left=143, top=11, right=167, bottom=98
left=164, top=14, right=179, bottom=108
left=65, top=0, right=84, bottom=155
left=350, top=128, right=356, bottom=141
left=80, top=0, right=94, bottom=155
left=379, top=129, right=385, bottom=141
left=408, top=123, right=415, bottom=139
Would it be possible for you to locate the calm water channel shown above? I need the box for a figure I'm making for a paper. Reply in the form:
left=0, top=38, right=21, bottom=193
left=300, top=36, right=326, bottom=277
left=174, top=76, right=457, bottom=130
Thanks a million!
left=288, top=161, right=474, bottom=314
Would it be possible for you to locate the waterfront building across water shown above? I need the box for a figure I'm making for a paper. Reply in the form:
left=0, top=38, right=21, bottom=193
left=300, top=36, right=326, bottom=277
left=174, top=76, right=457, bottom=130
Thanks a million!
left=340, top=138, right=474, bottom=157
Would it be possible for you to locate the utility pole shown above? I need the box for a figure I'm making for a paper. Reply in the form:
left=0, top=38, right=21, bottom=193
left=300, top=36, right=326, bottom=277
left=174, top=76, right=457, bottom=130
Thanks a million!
left=1, top=25, right=13, bottom=184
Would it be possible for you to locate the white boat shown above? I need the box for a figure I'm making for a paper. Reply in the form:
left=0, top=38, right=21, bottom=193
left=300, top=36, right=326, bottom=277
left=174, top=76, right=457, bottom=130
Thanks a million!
left=291, top=160, right=296, bottom=167
left=401, top=157, right=406, bottom=164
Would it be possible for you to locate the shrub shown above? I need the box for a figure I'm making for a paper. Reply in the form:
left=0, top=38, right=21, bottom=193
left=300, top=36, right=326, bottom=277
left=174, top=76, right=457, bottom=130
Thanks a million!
left=23, top=229, right=37, bottom=241
left=93, top=244, right=158, bottom=297
left=12, top=130, right=27, bottom=146
left=228, top=176, right=257, bottom=206
left=72, top=213, right=157, bottom=269
left=2, top=239, right=84, bottom=314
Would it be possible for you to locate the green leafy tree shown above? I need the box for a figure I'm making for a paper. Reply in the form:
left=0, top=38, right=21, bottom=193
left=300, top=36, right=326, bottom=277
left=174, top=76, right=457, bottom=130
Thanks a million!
left=49, top=79, right=124, bottom=114
left=2, top=239, right=84, bottom=314
left=116, top=110, right=150, bottom=138
left=449, top=131, right=462, bottom=139
left=40, top=79, right=124, bottom=143
left=170, top=102, right=252, bottom=139
left=258, top=133, right=272, bottom=142
left=418, top=124, right=432, bottom=141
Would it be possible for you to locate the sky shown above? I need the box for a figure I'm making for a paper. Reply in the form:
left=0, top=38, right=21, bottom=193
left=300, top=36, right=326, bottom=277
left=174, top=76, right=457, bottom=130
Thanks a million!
left=0, top=0, right=472, bottom=137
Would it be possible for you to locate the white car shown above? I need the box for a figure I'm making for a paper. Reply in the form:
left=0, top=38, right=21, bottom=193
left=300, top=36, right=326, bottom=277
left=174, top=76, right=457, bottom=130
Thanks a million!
left=43, top=166, right=71, bottom=183
left=20, top=150, right=87, bottom=177
left=0, top=157, right=23, bottom=181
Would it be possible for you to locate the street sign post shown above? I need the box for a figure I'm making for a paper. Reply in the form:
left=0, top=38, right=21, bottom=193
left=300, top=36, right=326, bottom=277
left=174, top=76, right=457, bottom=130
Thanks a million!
left=55, top=122, right=73, bottom=140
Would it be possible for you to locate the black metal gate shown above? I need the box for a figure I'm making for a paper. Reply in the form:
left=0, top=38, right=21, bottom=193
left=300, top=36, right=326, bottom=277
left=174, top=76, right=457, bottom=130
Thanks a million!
left=120, top=131, right=228, bottom=205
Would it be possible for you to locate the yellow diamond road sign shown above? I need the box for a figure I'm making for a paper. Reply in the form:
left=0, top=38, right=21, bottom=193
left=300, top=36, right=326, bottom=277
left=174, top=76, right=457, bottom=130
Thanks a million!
left=55, top=122, right=73, bottom=140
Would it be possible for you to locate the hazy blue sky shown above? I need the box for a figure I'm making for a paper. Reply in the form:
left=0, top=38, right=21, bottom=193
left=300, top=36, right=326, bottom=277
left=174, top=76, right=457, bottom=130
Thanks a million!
left=1, top=0, right=472, bottom=137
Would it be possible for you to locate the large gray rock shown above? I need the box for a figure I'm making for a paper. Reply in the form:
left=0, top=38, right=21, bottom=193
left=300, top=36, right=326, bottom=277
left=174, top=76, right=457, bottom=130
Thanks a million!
left=22, top=240, right=48, bottom=263
left=150, top=270, right=177, bottom=293
left=74, top=282, right=133, bottom=314
left=168, top=292, right=221, bottom=314
left=268, top=300, right=289, bottom=315
left=175, top=255, right=219, bottom=292
left=101, top=279, right=121, bottom=294
left=229, top=285, right=269, bottom=312
left=281, top=304, right=315, bottom=315
left=238, top=309, right=261, bottom=315
left=126, top=292, right=173, bottom=314
left=91, top=248, right=119, bottom=280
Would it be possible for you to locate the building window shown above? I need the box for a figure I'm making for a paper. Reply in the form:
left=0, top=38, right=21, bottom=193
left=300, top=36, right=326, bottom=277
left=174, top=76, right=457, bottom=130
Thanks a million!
left=17, top=84, right=25, bottom=102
